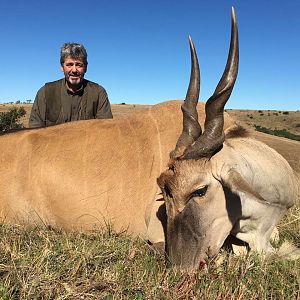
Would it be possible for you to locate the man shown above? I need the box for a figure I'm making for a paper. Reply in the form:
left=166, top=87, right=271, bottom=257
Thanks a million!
left=29, top=43, right=113, bottom=128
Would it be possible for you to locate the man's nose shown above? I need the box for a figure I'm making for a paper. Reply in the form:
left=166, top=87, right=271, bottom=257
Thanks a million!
left=70, top=65, right=78, bottom=72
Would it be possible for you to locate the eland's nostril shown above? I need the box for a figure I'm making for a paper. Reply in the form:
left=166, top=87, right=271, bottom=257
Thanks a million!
left=199, top=259, right=207, bottom=270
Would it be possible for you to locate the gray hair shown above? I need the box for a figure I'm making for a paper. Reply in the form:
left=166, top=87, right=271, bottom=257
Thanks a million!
left=60, top=43, right=88, bottom=66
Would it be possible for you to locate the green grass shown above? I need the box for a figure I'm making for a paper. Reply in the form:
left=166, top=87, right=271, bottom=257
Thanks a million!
left=1, top=207, right=299, bottom=299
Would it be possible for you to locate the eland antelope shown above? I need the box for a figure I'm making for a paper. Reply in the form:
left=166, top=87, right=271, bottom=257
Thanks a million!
left=0, top=8, right=297, bottom=271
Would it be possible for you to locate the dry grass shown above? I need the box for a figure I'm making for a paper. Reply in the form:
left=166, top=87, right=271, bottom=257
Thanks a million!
left=0, top=215, right=299, bottom=300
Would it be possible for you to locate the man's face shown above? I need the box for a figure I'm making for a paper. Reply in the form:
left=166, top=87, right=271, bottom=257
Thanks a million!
left=61, top=57, right=87, bottom=88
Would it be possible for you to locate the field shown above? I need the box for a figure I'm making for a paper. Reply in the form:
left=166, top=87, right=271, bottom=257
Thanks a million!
left=0, top=103, right=299, bottom=299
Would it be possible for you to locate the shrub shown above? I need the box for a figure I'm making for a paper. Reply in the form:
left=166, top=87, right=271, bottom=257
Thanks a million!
left=254, top=125, right=300, bottom=141
left=0, top=107, right=26, bottom=132
left=282, top=111, right=289, bottom=115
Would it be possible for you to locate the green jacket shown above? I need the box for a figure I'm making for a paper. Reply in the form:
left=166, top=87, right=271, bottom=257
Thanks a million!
left=29, top=79, right=113, bottom=128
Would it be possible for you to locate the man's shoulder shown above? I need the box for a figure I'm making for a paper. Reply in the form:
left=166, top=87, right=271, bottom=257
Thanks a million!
left=45, top=79, right=64, bottom=87
left=36, top=79, right=63, bottom=94
left=84, top=79, right=106, bottom=92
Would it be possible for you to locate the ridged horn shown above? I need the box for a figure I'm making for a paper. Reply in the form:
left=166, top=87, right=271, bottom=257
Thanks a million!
left=182, top=7, right=239, bottom=160
left=170, top=36, right=202, bottom=159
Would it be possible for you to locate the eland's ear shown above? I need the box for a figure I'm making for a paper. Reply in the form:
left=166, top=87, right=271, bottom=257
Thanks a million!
left=220, top=169, right=267, bottom=204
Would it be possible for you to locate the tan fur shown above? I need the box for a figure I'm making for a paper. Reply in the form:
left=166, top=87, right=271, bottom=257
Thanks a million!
left=0, top=101, right=235, bottom=241
left=295, top=171, right=300, bottom=205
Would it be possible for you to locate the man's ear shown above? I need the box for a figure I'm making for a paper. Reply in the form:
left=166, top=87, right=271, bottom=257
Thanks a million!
left=219, top=169, right=267, bottom=203
left=60, top=65, right=64, bottom=73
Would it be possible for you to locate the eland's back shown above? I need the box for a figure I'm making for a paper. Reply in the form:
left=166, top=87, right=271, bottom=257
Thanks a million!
left=0, top=101, right=215, bottom=237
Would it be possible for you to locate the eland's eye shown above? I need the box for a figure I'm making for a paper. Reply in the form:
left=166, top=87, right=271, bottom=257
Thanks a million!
left=191, top=186, right=208, bottom=198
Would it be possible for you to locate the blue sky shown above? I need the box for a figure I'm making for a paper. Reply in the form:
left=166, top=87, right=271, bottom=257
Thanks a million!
left=0, top=0, right=299, bottom=110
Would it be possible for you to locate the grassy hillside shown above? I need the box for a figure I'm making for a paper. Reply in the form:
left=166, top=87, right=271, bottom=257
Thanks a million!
left=226, top=109, right=300, bottom=136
